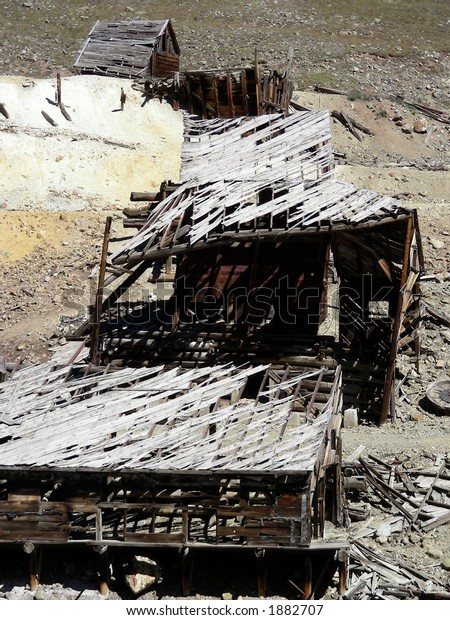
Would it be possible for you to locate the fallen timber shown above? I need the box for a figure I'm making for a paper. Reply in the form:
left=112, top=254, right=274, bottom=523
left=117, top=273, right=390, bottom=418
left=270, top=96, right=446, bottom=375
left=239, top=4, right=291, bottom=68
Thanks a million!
left=345, top=541, right=447, bottom=600
left=359, top=456, right=450, bottom=532
left=341, top=454, right=450, bottom=600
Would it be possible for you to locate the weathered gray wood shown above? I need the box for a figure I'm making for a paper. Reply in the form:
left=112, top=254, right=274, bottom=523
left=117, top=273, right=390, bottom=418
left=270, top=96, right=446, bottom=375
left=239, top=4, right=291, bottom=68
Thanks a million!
left=41, top=110, right=57, bottom=127
left=108, top=110, right=407, bottom=274
left=0, top=360, right=341, bottom=474
left=0, top=103, right=9, bottom=119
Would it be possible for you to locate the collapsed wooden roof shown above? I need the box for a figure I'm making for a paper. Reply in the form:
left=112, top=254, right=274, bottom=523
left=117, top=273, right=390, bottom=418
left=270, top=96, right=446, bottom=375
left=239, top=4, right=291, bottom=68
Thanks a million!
left=74, top=20, right=180, bottom=79
left=0, top=348, right=341, bottom=474
left=99, top=109, right=422, bottom=425
left=109, top=111, right=411, bottom=270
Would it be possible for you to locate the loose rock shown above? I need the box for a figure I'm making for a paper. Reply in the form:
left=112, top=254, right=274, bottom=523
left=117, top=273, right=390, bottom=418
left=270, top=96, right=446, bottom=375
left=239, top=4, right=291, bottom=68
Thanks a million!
left=413, top=118, right=427, bottom=134
left=124, top=556, right=162, bottom=596
left=441, top=557, right=450, bottom=571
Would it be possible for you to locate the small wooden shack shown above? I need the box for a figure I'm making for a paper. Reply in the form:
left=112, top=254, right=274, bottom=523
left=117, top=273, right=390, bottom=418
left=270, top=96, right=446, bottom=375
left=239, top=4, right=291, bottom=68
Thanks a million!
left=74, top=20, right=180, bottom=79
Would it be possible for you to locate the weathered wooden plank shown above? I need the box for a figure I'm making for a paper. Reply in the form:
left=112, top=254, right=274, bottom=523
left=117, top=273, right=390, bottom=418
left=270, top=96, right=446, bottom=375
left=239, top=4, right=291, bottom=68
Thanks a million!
left=124, top=532, right=184, bottom=544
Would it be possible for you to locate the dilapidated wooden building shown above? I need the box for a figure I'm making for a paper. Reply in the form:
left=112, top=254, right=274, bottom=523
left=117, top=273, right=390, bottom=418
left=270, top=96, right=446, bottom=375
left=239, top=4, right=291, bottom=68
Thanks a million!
left=74, top=20, right=180, bottom=79
left=102, top=110, right=422, bottom=425
left=0, top=345, right=345, bottom=596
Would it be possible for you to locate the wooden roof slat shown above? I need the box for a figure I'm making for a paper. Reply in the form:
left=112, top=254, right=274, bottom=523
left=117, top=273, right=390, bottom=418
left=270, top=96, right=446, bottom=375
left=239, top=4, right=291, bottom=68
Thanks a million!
left=75, top=19, right=178, bottom=78
left=0, top=354, right=341, bottom=474
left=109, top=111, right=409, bottom=270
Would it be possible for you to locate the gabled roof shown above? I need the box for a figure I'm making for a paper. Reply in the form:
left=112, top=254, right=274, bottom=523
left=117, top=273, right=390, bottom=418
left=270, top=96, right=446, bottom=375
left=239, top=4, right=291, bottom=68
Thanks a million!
left=74, top=19, right=180, bottom=79
left=109, top=111, right=410, bottom=269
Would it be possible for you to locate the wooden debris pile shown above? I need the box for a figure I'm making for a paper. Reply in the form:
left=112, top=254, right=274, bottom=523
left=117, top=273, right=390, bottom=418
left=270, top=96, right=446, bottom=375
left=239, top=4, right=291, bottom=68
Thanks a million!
left=359, top=456, right=450, bottom=532
left=340, top=453, right=450, bottom=599
left=345, top=541, right=448, bottom=600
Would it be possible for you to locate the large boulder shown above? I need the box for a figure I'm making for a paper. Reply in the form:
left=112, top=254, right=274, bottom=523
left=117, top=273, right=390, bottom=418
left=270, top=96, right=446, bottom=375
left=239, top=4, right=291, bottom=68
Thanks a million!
left=123, top=555, right=162, bottom=596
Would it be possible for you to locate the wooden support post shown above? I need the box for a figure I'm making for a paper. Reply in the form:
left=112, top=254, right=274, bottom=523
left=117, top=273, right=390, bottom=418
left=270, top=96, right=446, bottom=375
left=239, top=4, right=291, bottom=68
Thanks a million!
left=182, top=509, right=189, bottom=544
left=96, top=507, right=103, bottom=543
left=319, top=242, right=330, bottom=324
left=301, top=493, right=311, bottom=543
left=24, top=542, right=39, bottom=592
left=212, top=74, right=220, bottom=117
left=255, top=549, right=267, bottom=598
left=198, top=75, right=207, bottom=119
left=181, top=548, right=193, bottom=596
left=301, top=556, right=312, bottom=600
left=244, top=238, right=260, bottom=335
left=226, top=71, right=235, bottom=118
left=173, top=71, right=180, bottom=111
left=336, top=437, right=344, bottom=526
left=241, top=69, right=249, bottom=116
left=90, top=216, right=112, bottom=364
left=400, top=217, right=414, bottom=288
left=337, top=549, right=349, bottom=596
left=379, top=216, right=414, bottom=424
left=186, top=75, right=193, bottom=114
left=254, top=48, right=261, bottom=115
left=94, top=545, right=110, bottom=597
left=284, top=47, right=294, bottom=113
left=56, top=72, right=62, bottom=107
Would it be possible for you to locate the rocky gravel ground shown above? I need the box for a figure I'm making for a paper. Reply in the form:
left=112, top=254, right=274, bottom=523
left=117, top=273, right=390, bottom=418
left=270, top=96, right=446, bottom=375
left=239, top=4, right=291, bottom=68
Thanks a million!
left=0, top=1, right=449, bottom=104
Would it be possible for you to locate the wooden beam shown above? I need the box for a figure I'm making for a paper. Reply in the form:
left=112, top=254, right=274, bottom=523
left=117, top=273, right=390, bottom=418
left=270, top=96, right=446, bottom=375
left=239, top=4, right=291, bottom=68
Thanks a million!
left=379, top=216, right=415, bottom=423
left=226, top=71, right=235, bottom=118
left=181, top=548, right=193, bottom=596
left=255, top=549, right=267, bottom=598
left=24, top=542, right=39, bottom=592
left=89, top=216, right=112, bottom=364
left=74, top=260, right=150, bottom=337
left=94, top=545, right=110, bottom=597
left=241, top=69, right=248, bottom=116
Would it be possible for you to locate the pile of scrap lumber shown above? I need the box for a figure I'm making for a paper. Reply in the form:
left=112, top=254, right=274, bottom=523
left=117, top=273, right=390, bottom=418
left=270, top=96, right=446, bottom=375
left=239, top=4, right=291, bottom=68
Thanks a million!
left=340, top=453, right=450, bottom=599
left=360, top=455, right=450, bottom=532
left=346, top=541, right=449, bottom=600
